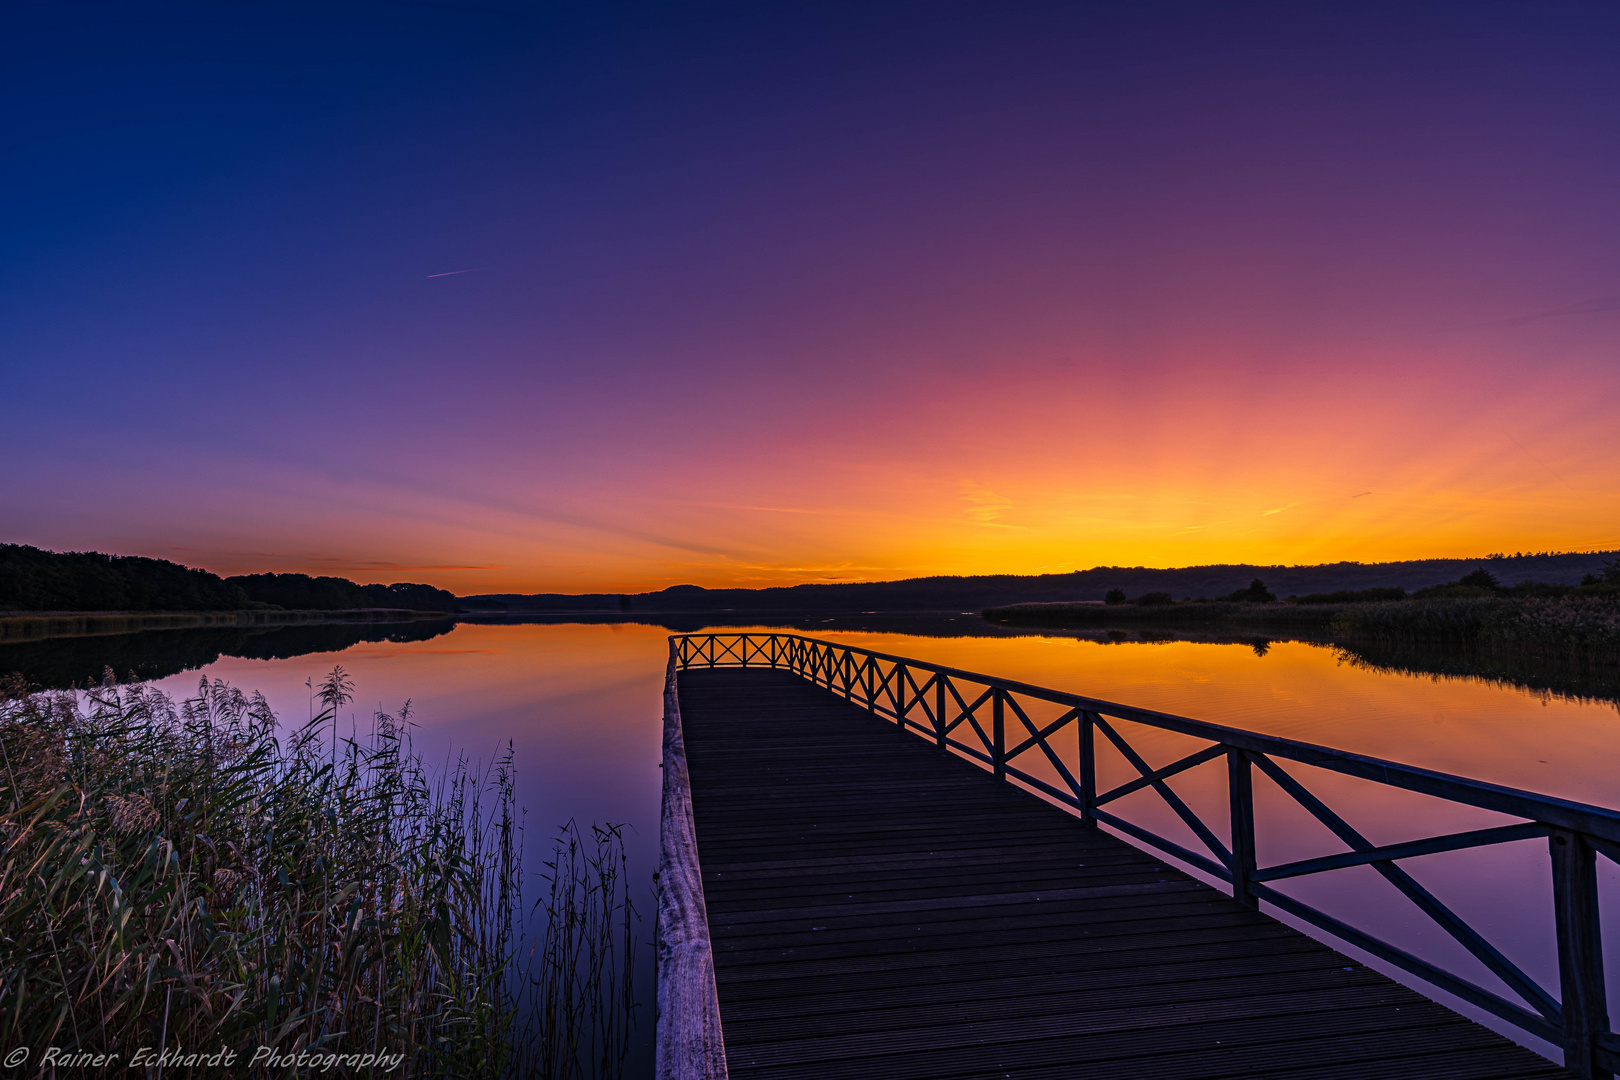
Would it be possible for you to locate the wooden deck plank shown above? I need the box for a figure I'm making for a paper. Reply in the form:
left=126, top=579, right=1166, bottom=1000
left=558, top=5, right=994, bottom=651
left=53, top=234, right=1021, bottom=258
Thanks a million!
left=679, top=667, right=1569, bottom=1080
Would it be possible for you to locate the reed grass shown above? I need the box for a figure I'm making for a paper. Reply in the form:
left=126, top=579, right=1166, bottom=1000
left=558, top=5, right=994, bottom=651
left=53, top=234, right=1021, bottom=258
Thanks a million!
left=0, top=669, right=637, bottom=1077
left=1331, top=594, right=1620, bottom=653
left=981, top=600, right=1340, bottom=629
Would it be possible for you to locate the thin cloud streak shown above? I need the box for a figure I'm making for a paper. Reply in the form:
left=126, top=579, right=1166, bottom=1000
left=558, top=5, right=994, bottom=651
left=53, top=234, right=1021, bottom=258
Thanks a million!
left=1496, top=296, right=1620, bottom=326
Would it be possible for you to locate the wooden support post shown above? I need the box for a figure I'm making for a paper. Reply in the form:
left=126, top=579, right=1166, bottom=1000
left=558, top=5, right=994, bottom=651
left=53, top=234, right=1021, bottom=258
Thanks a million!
left=1228, top=749, right=1258, bottom=909
left=1551, top=829, right=1611, bottom=1080
left=992, top=689, right=1006, bottom=780
left=935, top=676, right=947, bottom=754
left=1079, top=712, right=1096, bottom=825
left=895, top=664, right=907, bottom=726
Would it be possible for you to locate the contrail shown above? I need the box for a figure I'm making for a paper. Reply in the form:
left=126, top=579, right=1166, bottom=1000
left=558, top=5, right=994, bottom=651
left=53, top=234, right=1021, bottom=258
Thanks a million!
left=426, top=268, right=485, bottom=278
left=1495, top=296, right=1620, bottom=326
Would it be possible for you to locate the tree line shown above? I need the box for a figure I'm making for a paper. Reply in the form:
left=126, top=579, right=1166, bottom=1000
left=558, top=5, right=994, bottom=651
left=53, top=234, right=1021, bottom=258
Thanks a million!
left=0, top=544, right=459, bottom=613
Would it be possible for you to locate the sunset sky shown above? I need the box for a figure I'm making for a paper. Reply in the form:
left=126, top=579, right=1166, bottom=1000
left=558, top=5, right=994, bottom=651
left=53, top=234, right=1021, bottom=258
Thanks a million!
left=4, top=2, right=1619, bottom=594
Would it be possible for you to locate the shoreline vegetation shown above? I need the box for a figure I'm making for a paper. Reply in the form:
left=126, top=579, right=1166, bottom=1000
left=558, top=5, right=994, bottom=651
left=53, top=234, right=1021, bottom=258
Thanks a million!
left=984, top=566, right=1620, bottom=680
left=0, top=669, right=637, bottom=1079
left=0, top=608, right=454, bottom=645
left=0, top=544, right=459, bottom=615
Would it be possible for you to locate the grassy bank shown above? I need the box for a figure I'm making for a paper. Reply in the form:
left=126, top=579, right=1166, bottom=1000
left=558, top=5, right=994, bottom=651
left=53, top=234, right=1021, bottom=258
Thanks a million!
left=0, top=608, right=452, bottom=645
left=1329, top=594, right=1620, bottom=653
left=985, top=592, right=1620, bottom=656
left=0, top=670, right=635, bottom=1077
left=982, top=600, right=1342, bottom=631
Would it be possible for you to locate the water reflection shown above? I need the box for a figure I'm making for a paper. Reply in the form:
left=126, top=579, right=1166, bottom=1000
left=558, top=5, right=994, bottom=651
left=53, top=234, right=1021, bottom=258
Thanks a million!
left=2, top=614, right=1616, bottom=1067
left=0, top=617, right=457, bottom=690
left=9, top=610, right=1618, bottom=718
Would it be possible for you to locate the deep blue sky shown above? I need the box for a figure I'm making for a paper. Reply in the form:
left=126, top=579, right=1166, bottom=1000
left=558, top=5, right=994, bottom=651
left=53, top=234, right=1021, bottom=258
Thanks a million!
left=5, top=2, right=1619, bottom=590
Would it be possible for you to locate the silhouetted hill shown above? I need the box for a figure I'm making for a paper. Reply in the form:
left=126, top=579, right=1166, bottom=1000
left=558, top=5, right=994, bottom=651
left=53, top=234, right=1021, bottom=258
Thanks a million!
left=0, top=544, right=459, bottom=613
left=1, top=544, right=248, bottom=612
left=463, top=551, right=1620, bottom=614
left=227, top=573, right=459, bottom=613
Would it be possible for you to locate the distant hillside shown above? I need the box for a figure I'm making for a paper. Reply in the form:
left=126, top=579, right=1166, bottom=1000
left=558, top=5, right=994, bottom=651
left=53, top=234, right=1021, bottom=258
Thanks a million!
left=0, top=544, right=459, bottom=613
left=226, top=573, right=459, bottom=613
left=463, top=551, right=1620, bottom=614
left=1, top=544, right=248, bottom=612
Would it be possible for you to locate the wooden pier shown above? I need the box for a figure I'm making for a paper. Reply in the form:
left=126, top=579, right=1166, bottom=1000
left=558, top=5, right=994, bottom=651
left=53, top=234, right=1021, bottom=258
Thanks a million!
left=656, top=635, right=1619, bottom=1080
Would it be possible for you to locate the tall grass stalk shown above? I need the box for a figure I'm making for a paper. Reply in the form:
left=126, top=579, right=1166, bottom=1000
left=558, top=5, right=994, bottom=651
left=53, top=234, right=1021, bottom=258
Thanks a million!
left=531, top=822, right=636, bottom=1080
left=0, top=670, right=637, bottom=1077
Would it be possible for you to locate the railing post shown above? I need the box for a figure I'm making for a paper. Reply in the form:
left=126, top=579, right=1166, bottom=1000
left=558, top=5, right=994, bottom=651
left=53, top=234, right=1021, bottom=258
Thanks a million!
left=1078, top=711, right=1096, bottom=825
left=1551, top=829, right=1611, bottom=1079
left=992, top=689, right=1006, bottom=780
left=895, top=664, right=907, bottom=726
left=935, top=675, right=947, bottom=753
left=1228, top=749, right=1258, bottom=910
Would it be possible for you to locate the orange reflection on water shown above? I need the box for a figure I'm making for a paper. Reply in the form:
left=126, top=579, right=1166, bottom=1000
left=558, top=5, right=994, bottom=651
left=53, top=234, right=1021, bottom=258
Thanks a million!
left=778, top=631, right=1620, bottom=807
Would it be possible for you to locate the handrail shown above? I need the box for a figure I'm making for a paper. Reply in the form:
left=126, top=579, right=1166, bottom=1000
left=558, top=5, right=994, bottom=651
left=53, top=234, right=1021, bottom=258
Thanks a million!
left=671, top=631, right=1617, bottom=1080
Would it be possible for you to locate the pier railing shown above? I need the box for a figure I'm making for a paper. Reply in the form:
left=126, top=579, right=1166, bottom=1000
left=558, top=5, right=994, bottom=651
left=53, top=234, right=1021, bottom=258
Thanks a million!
left=673, top=632, right=1619, bottom=1079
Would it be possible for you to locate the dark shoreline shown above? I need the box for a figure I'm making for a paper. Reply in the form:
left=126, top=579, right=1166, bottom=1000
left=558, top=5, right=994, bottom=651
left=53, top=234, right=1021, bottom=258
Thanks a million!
left=983, top=595, right=1620, bottom=651
left=982, top=599, right=1345, bottom=630
left=0, top=607, right=455, bottom=644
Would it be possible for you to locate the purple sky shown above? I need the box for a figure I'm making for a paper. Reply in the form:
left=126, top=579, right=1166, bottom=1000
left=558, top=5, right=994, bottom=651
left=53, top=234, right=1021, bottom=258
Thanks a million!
left=4, top=2, right=1619, bottom=592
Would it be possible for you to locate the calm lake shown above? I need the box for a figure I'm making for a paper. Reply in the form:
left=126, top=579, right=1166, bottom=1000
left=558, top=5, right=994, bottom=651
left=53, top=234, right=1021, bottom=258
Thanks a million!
left=5, top=613, right=1618, bottom=1069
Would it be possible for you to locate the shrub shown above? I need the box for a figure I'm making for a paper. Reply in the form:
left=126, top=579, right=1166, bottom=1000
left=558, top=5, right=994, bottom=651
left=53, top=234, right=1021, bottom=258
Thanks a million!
left=1104, top=589, right=1127, bottom=605
left=1224, top=579, right=1275, bottom=604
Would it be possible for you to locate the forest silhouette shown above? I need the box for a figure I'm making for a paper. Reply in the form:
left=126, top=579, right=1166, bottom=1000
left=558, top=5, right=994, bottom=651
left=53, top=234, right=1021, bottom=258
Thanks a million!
left=0, top=544, right=458, bottom=613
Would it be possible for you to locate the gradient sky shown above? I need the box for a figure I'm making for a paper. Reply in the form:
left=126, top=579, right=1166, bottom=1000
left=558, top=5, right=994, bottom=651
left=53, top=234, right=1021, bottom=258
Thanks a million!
left=4, top=2, right=1619, bottom=593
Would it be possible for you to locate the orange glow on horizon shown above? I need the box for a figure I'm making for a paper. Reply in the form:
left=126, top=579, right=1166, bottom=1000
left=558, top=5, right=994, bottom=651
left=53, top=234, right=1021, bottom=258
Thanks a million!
left=145, top=331, right=1619, bottom=594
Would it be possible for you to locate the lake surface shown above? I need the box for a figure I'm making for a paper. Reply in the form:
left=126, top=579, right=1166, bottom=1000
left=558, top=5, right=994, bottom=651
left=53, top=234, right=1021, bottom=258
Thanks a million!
left=6, top=614, right=1618, bottom=1067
